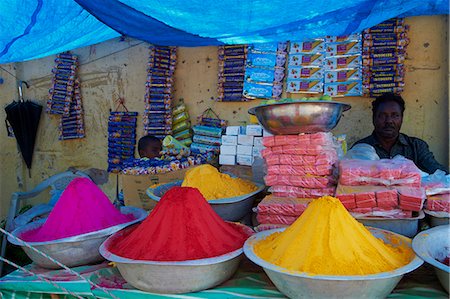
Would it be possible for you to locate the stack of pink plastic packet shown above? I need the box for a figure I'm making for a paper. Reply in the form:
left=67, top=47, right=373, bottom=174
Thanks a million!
left=262, top=132, right=338, bottom=198
left=336, top=157, right=425, bottom=218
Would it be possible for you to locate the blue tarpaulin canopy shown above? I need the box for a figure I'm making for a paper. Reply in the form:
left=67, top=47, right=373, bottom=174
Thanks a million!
left=0, top=0, right=448, bottom=63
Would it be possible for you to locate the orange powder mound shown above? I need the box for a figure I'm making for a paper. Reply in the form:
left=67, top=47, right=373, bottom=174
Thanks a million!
left=254, top=196, right=414, bottom=275
left=181, top=164, right=258, bottom=200
left=109, top=187, right=249, bottom=261
left=21, top=178, right=134, bottom=242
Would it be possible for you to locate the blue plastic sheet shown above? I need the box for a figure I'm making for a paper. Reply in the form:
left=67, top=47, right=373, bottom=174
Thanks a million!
left=0, top=0, right=448, bottom=63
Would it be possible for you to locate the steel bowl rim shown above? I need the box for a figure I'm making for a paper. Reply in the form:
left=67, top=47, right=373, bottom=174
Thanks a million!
left=248, top=100, right=352, bottom=115
left=99, top=222, right=253, bottom=266
left=8, top=206, right=148, bottom=246
left=244, top=226, right=423, bottom=281
left=146, top=181, right=265, bottom=204
left=412, top=225, right=450, bottom=273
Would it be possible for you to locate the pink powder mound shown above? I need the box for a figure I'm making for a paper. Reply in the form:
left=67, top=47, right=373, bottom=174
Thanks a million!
left=21, top=178, right=134, bottom=242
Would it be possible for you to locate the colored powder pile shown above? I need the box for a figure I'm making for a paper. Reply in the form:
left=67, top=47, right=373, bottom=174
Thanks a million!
left=21, top=178, right=134, bottom=242
left=181, top=164, right=257, bottom=200
left=254, top=196, right=414, bottom=275
left=109, top=187, right=249, bottom=261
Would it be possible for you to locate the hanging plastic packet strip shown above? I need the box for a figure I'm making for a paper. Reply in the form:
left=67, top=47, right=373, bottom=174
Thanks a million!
left=53, top=83, right=74, bottom=92
left=249, top=42, right=287, bottom=54
left=221, top=83, right=244, bottom=90
left=192, top=125, right=223, bottom=137
left=362, top=45, right=406, bottom=54
left=363, top=39, right=408, bottom=47
left=368, top=87, right=404, bottom=96
left=190, top=142, right=220, bottom=154
left=288, top=67, right=323, bottom=80
left=193, top=135, right=221, bottom=145
left=172, top=103, right=186, bottom=115
left=108, top=116, right=137, bottom=124
left=143, top=118, right=172, bottom=126
left=60, top=120, right=84, bottom=127
left=172, top=111, right=189, bottom=124
left=145, top=97, right=171, bottom=105
left=363, top=32, right=407, bottom=41
left=364, top=25, right=408, bottom=34
left=245, top=67, right=275, bottom=83
left=364, top=81, right=405, bottom=89
left=364, top=56, right=405, bottom=66
left=201, top=118, right=227, bottom=128
left=218, top=96, right=245, bottom=102
left=289, top=40, right=325, bottom=54
left=51, top=67, right=76, bottom=75
left=174, top=128, right=191, bottom=140
left=363, top=76, right=403, bottom=84
left=219, top=47, right=247, bottom=56
left=221, top=66, right=246, bottom=74
left=146, top=79, right=173, bottom=86
left=144, top=124, right=172, bottom=131
left=52, top=78, right=75, bottom=86
left=57, top=53, right=79, bottom=60
left=172, top=121, right=191, bottom=133
left=324, top=69, right=362, bottom=83
left=109, top=131, right=136, bottom=139
left=219, top=74, right=245, bottom=81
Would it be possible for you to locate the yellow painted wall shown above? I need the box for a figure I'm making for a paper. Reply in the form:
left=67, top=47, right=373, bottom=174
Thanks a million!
left=0, top=16, right=448, bottom=218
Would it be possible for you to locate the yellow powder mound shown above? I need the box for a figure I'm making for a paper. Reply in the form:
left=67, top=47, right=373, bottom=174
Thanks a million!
left=254, top=196, right=414, bottom=275
left=181, top=164, right=258, bottom=200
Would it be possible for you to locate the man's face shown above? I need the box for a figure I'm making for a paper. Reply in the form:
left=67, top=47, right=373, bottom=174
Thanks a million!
left=373, top=101, right=403, bottom=140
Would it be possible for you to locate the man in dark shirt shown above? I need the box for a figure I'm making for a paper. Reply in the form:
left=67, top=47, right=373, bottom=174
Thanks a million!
left=353, top=93, right=448, bottom=174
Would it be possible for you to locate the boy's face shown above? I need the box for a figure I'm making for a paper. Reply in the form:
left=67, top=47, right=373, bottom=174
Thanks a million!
left=139, top=140, right=162, bottom=159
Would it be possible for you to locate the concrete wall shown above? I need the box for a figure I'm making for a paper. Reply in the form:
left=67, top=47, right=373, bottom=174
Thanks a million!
left=0, top=16, right=448, bottom=218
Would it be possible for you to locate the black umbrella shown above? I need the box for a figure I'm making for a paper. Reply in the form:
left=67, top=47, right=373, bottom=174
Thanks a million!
left=5, top=81, right=43, bottom=176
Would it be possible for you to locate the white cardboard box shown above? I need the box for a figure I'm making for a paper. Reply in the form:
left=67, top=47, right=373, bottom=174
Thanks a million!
left=221, top=135, right=238, bottom=145
left=219, top=154, right=236, bottom=165
left=220, top=145, right=237, bottom=155
left=237, top=154, right=253, bottom=166
left=253, top=137, right=263, bottom=147
left=262, top=129, right=273, bottom=137
left=237, top=145, right=253, bottom=156
left=252, top=146, right=265, bottom=157
left=237, top=134, right=254, bottom=146
left=246, top=125, right=263, bottom=136
left=225, top=126, right=243, bottom=136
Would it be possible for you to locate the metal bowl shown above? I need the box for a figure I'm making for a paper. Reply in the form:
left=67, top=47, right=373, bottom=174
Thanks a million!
left=146, top=180, right=265, bottom=221
left=8, top=206, right=147, bottom=269
left=244, top=227, right=422, bottom=299
left=412, top=225, right=449, bottom=293
left=248, top=101, right=351, bottom=135
left=424, top=210, right=450, bottom=227
left=99, top=223, right=254, bottom=293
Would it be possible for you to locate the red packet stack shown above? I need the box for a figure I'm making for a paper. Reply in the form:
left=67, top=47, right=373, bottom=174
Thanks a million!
left=336, top=157, right=425, bottom=218
left=254, top=195, right=313, bottom=228
left=422, top=172, right=450, bottom=214
left=254, top=132, right=339, bottom=231
left=262, top=132, right=338, bottom=198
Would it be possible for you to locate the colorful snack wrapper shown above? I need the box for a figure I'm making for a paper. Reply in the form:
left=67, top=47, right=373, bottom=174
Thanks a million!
left=287, top=67, right=323, bottom=80
left=325, top=41, right=362, bottom=56
left=324, top=81, right=362, bottom=97
left=324, top=69, right=362, bottom=83
left=324, top=55, right=361, bottom=70
left=289, top=40, right=324, bottom=54
left=286, top=79, right=323, bottom=93
left=288, top=53, right=324, bottom=67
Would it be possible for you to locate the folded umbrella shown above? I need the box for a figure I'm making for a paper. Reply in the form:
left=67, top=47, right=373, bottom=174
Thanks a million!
left=4, top=81, right=42, bottom=176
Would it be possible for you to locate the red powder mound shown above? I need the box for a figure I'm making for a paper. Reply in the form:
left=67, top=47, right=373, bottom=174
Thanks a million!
left=109, top=187, right=249, bottom=261
left=21, top=178, right=134, bottom=242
